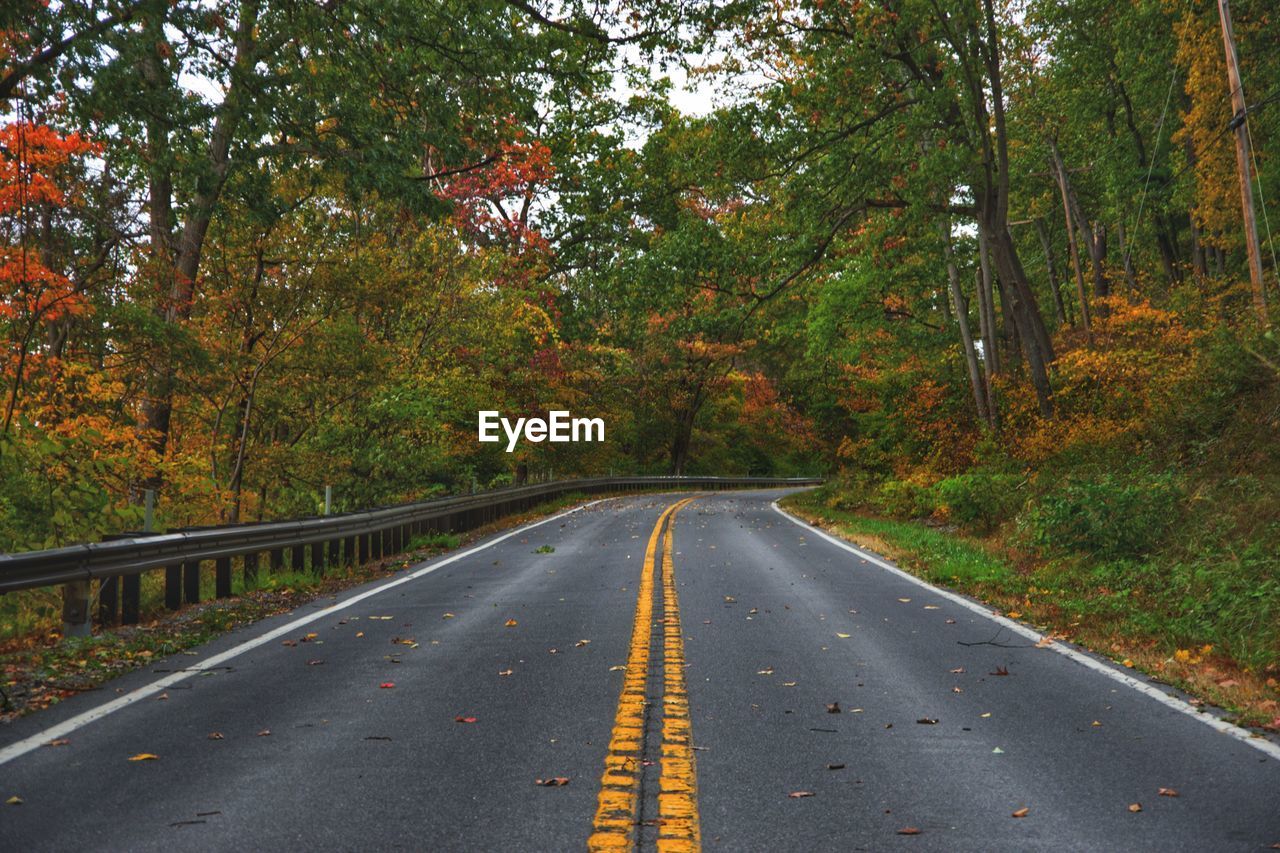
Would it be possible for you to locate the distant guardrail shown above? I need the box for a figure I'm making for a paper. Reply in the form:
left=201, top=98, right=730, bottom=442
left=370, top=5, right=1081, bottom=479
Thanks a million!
left=0, top=476, right=821, bottom=630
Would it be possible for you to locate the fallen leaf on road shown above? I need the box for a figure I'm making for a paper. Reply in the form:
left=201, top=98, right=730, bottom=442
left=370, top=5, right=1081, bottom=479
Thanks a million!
left=302, top=633, right=318, bottom=642
left=442, top=613, right=455, bottom=619
left=897, top=827, right=921, bottom=835
left=981, top=712, right=992, bottom=718
left=724, top=596, right=737, bottom=603
left=828, top=763, right=845, bottom=770
left=575, top=639, right=590, bottom=647
left=535, top=777, right=570, bottom=786
left=897, top=598, right=911, bottom=603
left=207, top=732, right=224, bottom=740
left=945, top=619, right=956, bottom=624
left=455, top=716, right=477, bottom=724
left=379, top=682, right=395, bottom=689
left=757, top=668, right=774, bottom=675
left=1006, top=611, right=1022, bottom=619
left=1035, top=637, right=1054, bottom=648
left=1128, top=803, right=1142, bottom=813
left=783, top=681, right=797, bottom=687
left=992, top=747, right=1004, bottom=754
left=498, top=669, right=514, bottom=677
left=952, top=687, right=963, bottom=694
left=257, top=730, right=271, bottom=737
left=355, top=632, right=364, bottom=638
left=6, top=796, right=23, bottom=805
left=1158, top=788, right=1179, bottom=798
left=1012, top=807, right=1029, bottom=818
left=46, top=739, right=69, bottom=747
left=609, top=665, right=626, bottom=672
left=281, top=640, right=297, bottom=647
left=950, top=667, right=965, bottom=674
left=991, top=666, right=1009, bottom=676
left=128, top=753, right=159, bottom=762
left=916, top=718, right=938, bottom=725
left=836, top=632, right=851, bottom=639
left=1092, top=720, right=1102, bottom=727
left=924, top=605, right=939, bottom=610
left=789, top=791, right=814, bottom=798
left=156, top=693, right=168, bottom=701
left=827, top=702, right=841, bottom=714
left=505, top=619, right=518, bottom=627
left=370, top=616, right=394, bottom=620
left=307, top=659, right=325, bottom=666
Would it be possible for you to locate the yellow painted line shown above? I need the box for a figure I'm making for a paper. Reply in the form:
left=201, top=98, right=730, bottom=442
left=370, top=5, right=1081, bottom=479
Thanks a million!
left=657, top=502, right=701, bottom=852
left=588, top=498, right=694, bottom=851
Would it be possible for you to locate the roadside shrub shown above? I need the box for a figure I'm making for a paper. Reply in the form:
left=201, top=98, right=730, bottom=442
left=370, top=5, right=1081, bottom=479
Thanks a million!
left=1019, top=470, right=1181, bottom=559
left=872, top=478, right=936, bottom=519
left=934, top=470, right=1024, bottom=533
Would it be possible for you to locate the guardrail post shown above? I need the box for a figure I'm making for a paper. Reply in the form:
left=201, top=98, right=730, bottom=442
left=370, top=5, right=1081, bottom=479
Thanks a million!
left=328, top=537, right=339, bottom=569
left=244, top=552, right=259, bottom=587
left=357, top=533, right=367, bottom=565
left=122, top=497, right=152, bottom=625
left=311, top=541, right=324, bottom=575
left=291, top=544, right=305, bottom=572
left=98, top=575, right=118, bottom=627
left=344, top=535, right=355, bottom=567
left=215, top=556, right=232, bottom=598
left=270, top=547, right=283, bottom=573
left=372, top=530, right=383, bottom=560
left=61, top=579, right=92, bottom=638
left=165, top=564, right=182, bottom=609
left=121, top=572, right=140, bottom=624
left=183, top=560, right=200, bottom=604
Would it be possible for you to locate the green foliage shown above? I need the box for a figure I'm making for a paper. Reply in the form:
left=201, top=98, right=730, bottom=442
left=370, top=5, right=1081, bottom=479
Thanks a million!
left=870, top=479, right=936, bottom=520
left=408, top=532, right=463, bottom=552
left=934, top=471, right=1025, bottom=533
left=1019, top=470, right=1182, bottom=559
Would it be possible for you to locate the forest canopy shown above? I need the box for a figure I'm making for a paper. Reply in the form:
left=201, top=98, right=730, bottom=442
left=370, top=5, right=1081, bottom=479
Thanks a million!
left=1, top=0, right=1277, bottom=558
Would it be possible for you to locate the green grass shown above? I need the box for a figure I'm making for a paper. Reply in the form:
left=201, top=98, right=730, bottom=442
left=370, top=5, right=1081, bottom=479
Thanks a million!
left=820, top=512, right=1017, bottom=587
left=408, top=532, right=463, bottom=551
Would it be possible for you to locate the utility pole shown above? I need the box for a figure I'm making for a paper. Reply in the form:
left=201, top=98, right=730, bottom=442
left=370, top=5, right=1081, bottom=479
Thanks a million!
left=1217, top=0, right=1268, bottom=322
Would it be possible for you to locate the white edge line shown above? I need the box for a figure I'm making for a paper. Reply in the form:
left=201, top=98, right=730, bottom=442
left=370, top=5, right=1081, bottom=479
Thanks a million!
left=0, top=498, right=611, bottom=767
left=771, top=500, right=1280, bottom=762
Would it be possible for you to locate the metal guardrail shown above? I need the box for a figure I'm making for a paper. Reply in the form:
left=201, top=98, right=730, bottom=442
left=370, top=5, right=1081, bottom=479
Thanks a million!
left=0, top=477, right=821, bottom=625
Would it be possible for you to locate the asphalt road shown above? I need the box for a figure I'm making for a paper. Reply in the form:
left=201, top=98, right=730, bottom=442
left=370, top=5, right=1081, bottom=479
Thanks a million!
left=2, top=489, right=1278, bottom=851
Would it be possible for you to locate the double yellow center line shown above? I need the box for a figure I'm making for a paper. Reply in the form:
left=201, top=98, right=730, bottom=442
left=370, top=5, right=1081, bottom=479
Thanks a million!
left=588, top=498, right=702, bottom=852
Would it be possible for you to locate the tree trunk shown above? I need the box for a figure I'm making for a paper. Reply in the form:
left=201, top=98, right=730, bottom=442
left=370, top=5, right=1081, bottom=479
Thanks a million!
left=983, top=219, right=1055, bottom=416
left=943, top=225, right=991, bottom=427
left=1050, top=151, right=1092, bottom=337
left=1035, top=217, right=1068, bottom=326
left=137, top=0, right=260, bottom=486
left=1116, top=220, right=1139, bottom=296
left=976, top=224, right=1002, bottom=375
left=1050, top=141, right=1109, bottom=300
